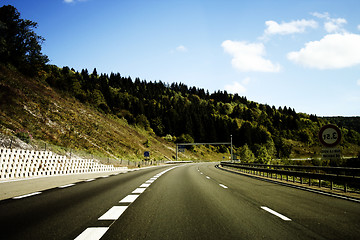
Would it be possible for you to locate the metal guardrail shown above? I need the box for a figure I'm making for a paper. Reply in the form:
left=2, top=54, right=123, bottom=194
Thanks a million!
left=165, top=161, right=193, bottom=164
left=220, top=162, right=360, bottom=193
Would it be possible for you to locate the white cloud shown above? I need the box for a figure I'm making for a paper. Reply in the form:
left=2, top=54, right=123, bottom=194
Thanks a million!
left=225, top=82, right=247, bottom=94
left=358, top=25, right=360, bottom=31
left=176, top=45, right=188, bottom=52
left=64, top=0, right=88, bottom=3
left=357, top=79, right=360, bottom=86
left=224, top=78, right=250, bottom=94
left=311, top=12, right=330, bottom=19
left=287, top=33, right=360, bottom=69
left=312, top=12, right=347, bottom=33
left=324, top=18, right=347, bottom=33
left=264, top=19, right=318, bottom=36
left=222, top=40, right=281, bottom=72
left=170, top=45, right=188, bottom=54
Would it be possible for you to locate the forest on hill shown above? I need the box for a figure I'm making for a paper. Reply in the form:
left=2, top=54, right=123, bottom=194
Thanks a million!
left=43, top=65, right=360, bottom=161
left=1, top=5, right=360, bottom=163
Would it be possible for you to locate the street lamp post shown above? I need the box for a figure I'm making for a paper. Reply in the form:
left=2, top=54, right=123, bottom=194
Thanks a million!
left=230, top=135, right=233, bottom=162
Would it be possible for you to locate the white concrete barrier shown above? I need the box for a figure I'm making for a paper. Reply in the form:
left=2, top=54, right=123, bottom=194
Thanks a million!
left=0, top=147, right=127, bottom=180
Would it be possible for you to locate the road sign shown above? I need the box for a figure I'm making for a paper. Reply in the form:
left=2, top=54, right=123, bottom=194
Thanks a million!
left=321, top=148, right=341, bottom=160
left=144, top=151, right=150, bottom=158
left=178, top=146, right=185, bottom=153
left=319, top=124, right=341, bottom=147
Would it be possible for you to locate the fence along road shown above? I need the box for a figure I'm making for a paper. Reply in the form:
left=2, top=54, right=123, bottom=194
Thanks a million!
left=220, top=161, right=360, bottom=194
left=1, top=162, right=360, bottom=239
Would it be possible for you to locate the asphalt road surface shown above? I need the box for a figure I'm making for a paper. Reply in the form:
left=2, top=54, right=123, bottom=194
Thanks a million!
left=1, top=163, right=359, bottom=240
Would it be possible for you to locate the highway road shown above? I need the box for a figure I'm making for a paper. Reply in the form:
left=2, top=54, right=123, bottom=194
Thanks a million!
left=1, top=163, right=359, bottom=240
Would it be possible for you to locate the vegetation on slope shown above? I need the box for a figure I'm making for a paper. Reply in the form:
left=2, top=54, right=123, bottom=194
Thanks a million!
left=0, top=5, right=359, bottom=164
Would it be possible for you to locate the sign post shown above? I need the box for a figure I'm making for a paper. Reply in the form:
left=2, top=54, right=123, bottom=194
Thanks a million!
left=319, top=124, right=342, bottom=160
left=144, top=151, right=150, bottom=161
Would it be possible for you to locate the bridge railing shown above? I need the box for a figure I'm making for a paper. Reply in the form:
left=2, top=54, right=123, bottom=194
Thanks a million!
left=220, top=161, right=360, bottom=193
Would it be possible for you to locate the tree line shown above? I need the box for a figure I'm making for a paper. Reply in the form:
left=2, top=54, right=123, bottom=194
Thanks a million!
left=43, top=64, right=360, bottom=161
left=2, top=5, right=360, bottom=163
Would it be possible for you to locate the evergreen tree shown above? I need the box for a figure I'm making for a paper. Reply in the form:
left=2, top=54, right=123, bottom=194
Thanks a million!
left=0, top=5, right=48, bottom=75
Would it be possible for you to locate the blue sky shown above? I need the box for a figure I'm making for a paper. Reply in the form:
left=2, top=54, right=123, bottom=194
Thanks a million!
left=3, top=0, right=360, bottom=116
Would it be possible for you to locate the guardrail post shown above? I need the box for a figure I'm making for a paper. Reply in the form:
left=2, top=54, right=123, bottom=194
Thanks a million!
left=319, top=179, right=321, bottom=188
left=344, top=183, right=347, bottom=193
left=309, top=178, right=311, bottom=186
left=331, top=181, right=333, bottom=190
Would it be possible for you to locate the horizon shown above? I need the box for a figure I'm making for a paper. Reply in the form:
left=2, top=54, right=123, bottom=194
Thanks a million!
left=2, top=0, right=360, bottom=116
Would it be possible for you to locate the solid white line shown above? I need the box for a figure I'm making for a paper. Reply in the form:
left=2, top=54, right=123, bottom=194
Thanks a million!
left=86, top=179, right=96, bottom=182
left=219, top=184, right=228, bottom=189
left=132, top=188, right=146, bottom=194
left=119, top=194, right=139, bottom=203
left=58, top=183, right=75, bottom=188
left=140, top=183, right=151, bottom=188
left=13, top=192, right=42, bottom=199
left=261, top=206, right=291, bottom=221
left=98, top=206, right=128, bottom=220
left=74, top=227, right=109, bottom=240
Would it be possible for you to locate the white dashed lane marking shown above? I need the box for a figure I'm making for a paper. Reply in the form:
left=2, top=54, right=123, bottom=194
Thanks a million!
left=58, top=183, right=75, bottom=188
left=98, top=206, right=128, bottom=220
left=198, top=168, right=228, bottom=190
left=75, top=166, right=179, bottom=240
left=13, top=192, right=42, bottom=199
left=132, top=188, right=146, bottom=194
left=261, top=206, right=292, bottom=221
left=140, top=183, right=151, bottom=188
left=74, top=227, right=109, bottom=240
left=119, top=195, right=139, bottom=203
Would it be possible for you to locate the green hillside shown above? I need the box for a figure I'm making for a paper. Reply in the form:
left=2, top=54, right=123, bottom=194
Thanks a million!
left=40, top=64, right=360, bottom=160
left=1, top=5, right=359, bottom=164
